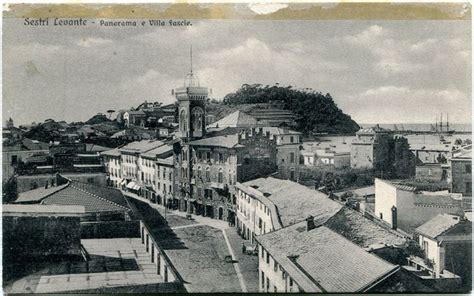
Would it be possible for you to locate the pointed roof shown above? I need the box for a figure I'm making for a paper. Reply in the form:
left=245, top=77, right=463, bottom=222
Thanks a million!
left=207, top=110, right=258, bottom=130
left=415, top=214, right=467, bottom=240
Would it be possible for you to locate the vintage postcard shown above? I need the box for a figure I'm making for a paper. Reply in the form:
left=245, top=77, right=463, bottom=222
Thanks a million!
left=2, top=2, right=472, bottom=294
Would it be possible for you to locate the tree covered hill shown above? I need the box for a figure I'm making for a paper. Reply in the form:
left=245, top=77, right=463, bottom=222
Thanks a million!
left=222, top=84, right=360, bottom=135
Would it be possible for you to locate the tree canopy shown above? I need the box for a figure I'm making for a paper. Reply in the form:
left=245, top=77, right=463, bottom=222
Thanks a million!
left=223, top=84, right=359, bottom=134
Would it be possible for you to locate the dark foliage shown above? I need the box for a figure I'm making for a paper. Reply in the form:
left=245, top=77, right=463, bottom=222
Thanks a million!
left=223, top=84, right=359, bottom=134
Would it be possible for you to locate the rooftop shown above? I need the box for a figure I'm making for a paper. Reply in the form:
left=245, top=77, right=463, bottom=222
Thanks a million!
left=141, top=144, right=173, bottom=159
left=240, top=177, right=342, bottom=229
left=188, top=134, right=244, bottom=149
left=206, top=110, right=258, bottom=130
left=261, top=126, right=301, bottom=136
left=415, top=214, right=468, bottom=240
left=325, top=207, right=407, bottom=249
left=101, top=147, right=121, bottom=157
left=119, top=140, right=165, bottom=154
left=15, top=179, right=130, bottom=213
left=256, top=223, right=398, bottom=293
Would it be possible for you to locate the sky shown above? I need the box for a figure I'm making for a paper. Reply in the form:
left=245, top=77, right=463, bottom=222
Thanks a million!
left=3, top=17, right=471, bottom=125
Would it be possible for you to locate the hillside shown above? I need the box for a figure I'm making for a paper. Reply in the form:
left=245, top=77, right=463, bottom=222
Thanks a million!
left=221, top=84, right=360, bottom=135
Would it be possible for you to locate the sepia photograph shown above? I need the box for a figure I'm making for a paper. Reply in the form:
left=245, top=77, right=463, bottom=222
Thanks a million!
left=2, top=2, right=472, bottom=293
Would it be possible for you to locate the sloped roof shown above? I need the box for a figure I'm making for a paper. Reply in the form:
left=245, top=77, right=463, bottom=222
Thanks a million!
left=256, top=223, right=398, bottom=292
left=101, top=147, right=121, bottom=157
left=119, top=140, right=165, bottom=153
left=207, top=110, right=258, bottom=129
left=240, top=177, right=342, bottom=229
left=188, top=134, right=244, bottom=149
left=261, top=126, right=301, bottom=136
left=141, top=144, right=173, bottom=159
left=415, top=214, right=464, bottom=239
left=16, top=184, right=69, bottom=203
left=15, top=180, right=130, bottom=213
left=85, top=143, right=110, bottom=152
left=325, top=207, right=407, bottom=249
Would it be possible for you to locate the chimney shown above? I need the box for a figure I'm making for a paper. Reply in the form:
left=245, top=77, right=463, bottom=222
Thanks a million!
left=306, top=216, right=315, bottom=231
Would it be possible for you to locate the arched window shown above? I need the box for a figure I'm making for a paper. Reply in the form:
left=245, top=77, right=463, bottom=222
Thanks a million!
left=180, top=110, right=187, bottom=132
left=205, top=167, right=210, bottom=182
left=218, top=168, right=223, bottom=183
left=191, top=108, right=203, bottom=131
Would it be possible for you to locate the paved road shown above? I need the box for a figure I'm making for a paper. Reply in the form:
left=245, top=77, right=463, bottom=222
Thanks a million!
left=125, top=192, right=258, bottom=292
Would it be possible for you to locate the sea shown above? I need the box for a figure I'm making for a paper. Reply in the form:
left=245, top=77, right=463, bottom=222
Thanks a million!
left=311, top=123, right=472, bottom=148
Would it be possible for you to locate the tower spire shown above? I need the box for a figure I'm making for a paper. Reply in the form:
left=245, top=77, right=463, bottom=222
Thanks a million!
left=190, top=45, right=193, bottom=75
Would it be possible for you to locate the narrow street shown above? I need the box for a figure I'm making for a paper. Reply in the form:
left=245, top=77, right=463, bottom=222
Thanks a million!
left=125, top=192, right=259, bottom=292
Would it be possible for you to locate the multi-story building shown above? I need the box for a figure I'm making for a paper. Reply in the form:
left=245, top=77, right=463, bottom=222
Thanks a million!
left=374, top=178, right=469, bottom=233
left=102, top=148, right=122, bottom=187
left=140, top=144, right=174, bottom=205
left=351, top=126, right=392, bottom=170
left=261, top=127, right=301, bottom=181
left=2, top=138, right=49, bottom=182
left=408, top=213, right=471, bottom=289
left=172, top=65, right=278, bottom=222
left=448, top=145, right=472, bottom=196
left=235, top=177, right=342, bottom=244
left=255, top=218, right=420, bottom=293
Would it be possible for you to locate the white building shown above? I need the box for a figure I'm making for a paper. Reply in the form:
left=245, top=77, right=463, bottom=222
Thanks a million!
left=101, top=148, right=122, bottom=188
left=374, top=178, right=466, bottom=233
left=235, top=177, right=342, bottom=244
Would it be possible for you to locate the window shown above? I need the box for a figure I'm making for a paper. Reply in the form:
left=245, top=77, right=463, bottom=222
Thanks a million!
left=466, top=164, right=472, bottom=173
left=274, top=286, right=277, bottom=293
left=218, top=168, right=223, bottom=183
left=205, top=167, right=210, bottom=182
left=289, top=278, right=293, bottom=288
left=206, top=152, right=211, bottom=161
left=261, top=246, right=265, bottom=259
left=466, top=182, right=472, bottom=194
left=290, top=152, right=295, bottom=163
left=266, top=252, right=270, bottom=264
left=266, top=277, right=270, bottom=292
left=274, top=261, right=278, bottom=272
left=218, top=153, right=224, bottom=163
left=290, top=170, right=295, bottom=181
left=11, top=155, right=18, bottom=165
left=290, top=136, right=294, bottom=143
left=197, top=151, right=202, bottom=161
left=423, top=240, right=429, bottom=258
left=261, top=271, right=265, bottom=289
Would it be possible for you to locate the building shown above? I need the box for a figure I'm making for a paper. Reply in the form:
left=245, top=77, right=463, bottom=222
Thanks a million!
left=206, top=110, right=258, bottom=130
left=351, top=126, right=392, bottom=170
left=374, top=178, right=469, bottom=233
left=448, top=146, right=472, bottom=196
left=255, top=219, right=404, bottom=293
left=16, top=172, right=107, bottom=193
left=139, top=144, right=174, bottom=205
left=101, top=148, right=122, bottom=188
left=261, top=127, right=301, bottom=181
left=235, top=177, right=342, bottom=243
left=14, top=177, right=138, bottom=238
left=406, top=214, right=471, bottom=290
left=410, top=143, right=451, bottom=164
left=301, top=145, right=350, bottom=169
left=415, top=163, right=448, bottom=183
left=118, top=140, right=166, bottom=192
left=2, top=138, right=49, bottom=182
left=123, top=110, right=147, bottom=127
left=179, top=130, right=277, bottom=222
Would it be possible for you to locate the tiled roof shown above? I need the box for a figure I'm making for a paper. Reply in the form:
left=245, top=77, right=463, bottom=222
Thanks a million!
left=16, top=179, right=130, bottom=213
left=3, top=204, right=85, bottom=217
left=325, top=207, right=407, bottom=249
left=188, top=134, right=244, bottom=149
left=256, top=223, right=397, bottom=292
left=206, top=110, right=257, bottom=129
left=15, top=184, right=69, bottom=203
left=101, top=147, right=121, bottom=157
left=413, top=194, right=462, bottom=208
left=141, top=144, right=173, bottom=159
left=415, top=214, right=464, bottom=239
left=119, top=140, right=165, bottom=153
left=241, top=177, right=342, bottom=228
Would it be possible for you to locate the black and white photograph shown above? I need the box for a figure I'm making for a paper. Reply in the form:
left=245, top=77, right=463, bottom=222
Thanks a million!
left=2, top=2, right=472, bottom=293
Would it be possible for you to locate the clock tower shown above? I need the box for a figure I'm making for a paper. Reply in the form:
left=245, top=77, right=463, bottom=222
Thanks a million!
left=174, top=46, right=208, bottom=140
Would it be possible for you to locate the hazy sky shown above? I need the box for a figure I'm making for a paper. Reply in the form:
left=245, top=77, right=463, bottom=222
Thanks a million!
left=3, top=18, right=471, bottom=125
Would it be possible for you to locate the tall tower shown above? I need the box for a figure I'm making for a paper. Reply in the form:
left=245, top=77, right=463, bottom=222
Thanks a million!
left=175, top=46, right=208, bottom=140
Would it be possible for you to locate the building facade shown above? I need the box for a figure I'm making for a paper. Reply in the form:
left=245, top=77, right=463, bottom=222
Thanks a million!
left=351, top=126, right=392, bottom=170
left=448, top=146, right=472, bottom=196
